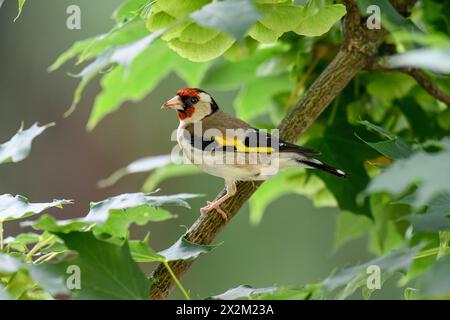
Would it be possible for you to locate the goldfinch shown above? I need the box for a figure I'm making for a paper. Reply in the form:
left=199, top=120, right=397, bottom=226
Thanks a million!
left=162, top=88, right=346, bottom=221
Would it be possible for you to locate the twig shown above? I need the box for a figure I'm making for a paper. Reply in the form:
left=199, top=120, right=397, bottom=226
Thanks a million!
left=148, top=0, right=416, bottom=300
left=381, top=66, right=450, bottom=107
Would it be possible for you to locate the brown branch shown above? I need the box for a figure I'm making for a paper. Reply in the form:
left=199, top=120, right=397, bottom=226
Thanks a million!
left=372, top=63, right=450, bottom=107
left=148, top=0, right=415, bottom=300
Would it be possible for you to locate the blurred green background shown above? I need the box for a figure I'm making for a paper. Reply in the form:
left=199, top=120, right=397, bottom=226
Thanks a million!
left=0, top=0, right=401, bottom=299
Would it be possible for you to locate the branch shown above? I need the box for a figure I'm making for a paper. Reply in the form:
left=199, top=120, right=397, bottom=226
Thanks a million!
left=148, top=0, right=412, bottom=300
left=372, top=63, right=450, bottom=107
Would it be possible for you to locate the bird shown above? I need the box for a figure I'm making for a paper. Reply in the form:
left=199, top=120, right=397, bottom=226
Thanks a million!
left=161, top=88, right=346, bottom=221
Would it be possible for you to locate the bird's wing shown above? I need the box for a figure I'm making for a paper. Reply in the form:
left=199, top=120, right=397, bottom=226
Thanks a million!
left=188, top=127, right=320, bottom=155
left=242, top=128, right=321, bottom=156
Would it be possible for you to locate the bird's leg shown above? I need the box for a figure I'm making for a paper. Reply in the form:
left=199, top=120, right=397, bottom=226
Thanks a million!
left=200, top=180, right=236, bottom=221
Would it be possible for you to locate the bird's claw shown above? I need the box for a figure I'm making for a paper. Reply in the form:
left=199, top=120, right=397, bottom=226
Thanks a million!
left=200, top=201, right=228, bottom=221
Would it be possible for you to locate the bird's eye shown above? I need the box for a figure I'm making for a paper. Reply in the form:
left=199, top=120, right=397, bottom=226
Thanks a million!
left=190, top=97, right=198, bottom=104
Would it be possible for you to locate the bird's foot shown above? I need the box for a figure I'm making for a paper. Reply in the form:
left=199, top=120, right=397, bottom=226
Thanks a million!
left=200, top=201, right=228, bottom=221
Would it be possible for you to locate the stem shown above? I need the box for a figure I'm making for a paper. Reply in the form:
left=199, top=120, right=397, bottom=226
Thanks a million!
left=33, top=251, right=61, bottom=264
left=415, top=247, right=450, bottom=260
left=26, top=235, right=56, bottom=263
left=438, top=231, right=450, bottom=260
left=162, top=260, right=190, bottom=300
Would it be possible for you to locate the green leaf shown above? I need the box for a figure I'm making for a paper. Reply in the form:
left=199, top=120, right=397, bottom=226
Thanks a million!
left=158, top=236, right=219, bottom=261
left=201, top=45, right=285, bottom=90
left=248, top=22, right=282, bottom=43
left=24, top=193, right=199, bottom=238
left=418, top=254, right=450, bottom=298
left=294, top=3, right=346, bottom=37
left=78, top=20, right=150, bottom=64
left=366, top=138, right=450, bottom=207
left=57, top=232, right=150, bottom=300
left=322, top=245, right=421, bottom=293
left=210, top=285, right=276, bottom=300
left=67, top=29, right=165, bottom=118
left=235, top=73, right=292, bottom=120
left=366, top=72, right=416, bottom=106
left=157, top=0, right=209, bottom=19
left=113, top=0, right=149, bottom=22
left=178, top=23, right=221, bottom=44
left=0, top=123, right=54, bottom=165
left=357, top=120, right=413, bottom=159
left=307, top=118, right=377, bottom=218
left=258, top=3, right=305, bottom=33
left=86, top=41, right=177, bottom=130
left=129, top=235, right=164, bottom=262
left=14, top=0, right=26, bottom=22
left=0, top=195, right=72, bottom=223
left=402, top=192, right=450, bottom=233
left=437, top=109, right=450, bottom=131
left=190, top=0, right=260, bottom=40
left=168, top=32, right=234, bottom=62
left=146, top=11, right=176, bottom=32
left=0, top=253, right=70, bottom=297
left=48, top=38, right=96, bottom=71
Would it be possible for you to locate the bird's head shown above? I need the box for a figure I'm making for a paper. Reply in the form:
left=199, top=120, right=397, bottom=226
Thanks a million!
left=161, top=88, right=219, bottom=123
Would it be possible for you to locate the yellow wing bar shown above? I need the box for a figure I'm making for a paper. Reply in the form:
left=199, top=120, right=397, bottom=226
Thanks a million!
left=213, top=136, right=274, bottom=153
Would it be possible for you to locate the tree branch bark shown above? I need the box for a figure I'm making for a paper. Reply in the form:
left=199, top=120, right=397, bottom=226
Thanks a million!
left=148, top=0, right=415, bottom=300
left=371, top=64, right=450, bottom=107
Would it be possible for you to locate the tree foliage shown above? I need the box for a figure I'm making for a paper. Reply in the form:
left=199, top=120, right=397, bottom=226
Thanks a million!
left=1, top=0, right=450, bottom=300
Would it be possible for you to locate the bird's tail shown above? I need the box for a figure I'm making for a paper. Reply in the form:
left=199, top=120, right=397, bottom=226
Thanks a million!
left=297, top=158, right=347, bottom=178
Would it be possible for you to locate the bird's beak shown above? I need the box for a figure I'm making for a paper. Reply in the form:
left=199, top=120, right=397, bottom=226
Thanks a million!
left=161, top=95, right=184, bottom=110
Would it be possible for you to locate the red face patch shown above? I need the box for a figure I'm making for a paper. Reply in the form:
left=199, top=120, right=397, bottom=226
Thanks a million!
left=176, top=88, right=200, bottom=99
left=177, top=106, right=196, bottom=120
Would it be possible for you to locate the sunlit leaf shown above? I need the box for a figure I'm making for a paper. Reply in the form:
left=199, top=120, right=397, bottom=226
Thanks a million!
left=113, top=0, right=149, bottom=22
left=0, top=123, right=54, bottom=165
left=14, top=0, right=26, bottom=22
left=168, top=32, right=234, bottom=62
left=0, top=195, right=71, bottom=223
left=157, top=0, right=209, bottom=19
left=257, top=3, right=304, bottom=33
left=294, top=3, right=346, bottom=37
